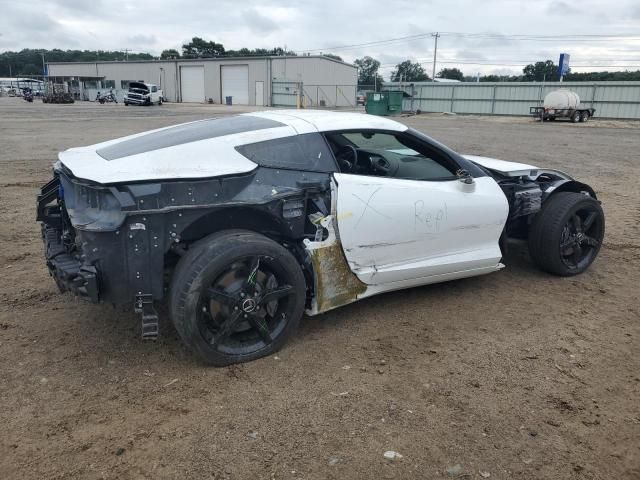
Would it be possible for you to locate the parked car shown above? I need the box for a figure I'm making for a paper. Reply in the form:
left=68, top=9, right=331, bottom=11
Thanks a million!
left=124, top=82, right=163, bottom=106
left=37, top=111, right=604, bottom=365
left=356, top=91, right=366, bottom=106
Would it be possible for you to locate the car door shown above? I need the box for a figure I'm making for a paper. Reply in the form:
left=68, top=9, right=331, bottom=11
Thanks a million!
left=327, top=129, right=508, bottom=286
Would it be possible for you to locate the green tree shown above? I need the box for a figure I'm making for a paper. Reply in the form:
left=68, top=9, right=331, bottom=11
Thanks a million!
left=479, top=74, right=502, bottom=82
left=437, top=67, right=464, bottom=81
left=322, top=53, right=343, bottom=62
left=181, top=37, right=225, bottom=58
left=160, top=49, right=180, bottom=59
left=391, top=60, right=430, bottom=82
left=354, top=56, right=383, bottom=89
left=522, top=60, right=560, bottom=81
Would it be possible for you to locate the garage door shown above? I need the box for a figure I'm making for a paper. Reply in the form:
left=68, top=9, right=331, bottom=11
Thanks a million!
left=180, top=66, right=205, bottom=103
left=221, top=65, right=249, bottom=105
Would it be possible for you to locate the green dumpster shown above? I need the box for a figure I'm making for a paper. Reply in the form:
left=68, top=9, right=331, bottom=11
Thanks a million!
left=365, top=90, right=405, bottom=116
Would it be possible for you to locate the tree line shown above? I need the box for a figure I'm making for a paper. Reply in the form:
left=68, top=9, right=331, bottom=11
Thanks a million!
left=2, top=38, right=639, bottom=84
left=356, top=57, right=640, bottom=86
left=0, top=38, right=337, bottom=77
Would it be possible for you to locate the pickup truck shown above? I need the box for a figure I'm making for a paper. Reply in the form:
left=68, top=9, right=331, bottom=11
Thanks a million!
left=124, top=82, right=163, bottom=106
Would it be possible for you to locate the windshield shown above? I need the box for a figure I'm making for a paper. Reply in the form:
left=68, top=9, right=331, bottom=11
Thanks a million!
left=341, top=132, right=421, bottom=157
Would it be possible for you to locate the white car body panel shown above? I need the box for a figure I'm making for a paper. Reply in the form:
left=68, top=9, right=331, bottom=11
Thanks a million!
left=463, top=154, right=538, bottom=177
left=57, top=111, right=409, bottom=184
left=334, top=174, right=508, bottom=285
left=245, top=110, right=409, bottom=133
left=58, top=124, right=297, bottom=184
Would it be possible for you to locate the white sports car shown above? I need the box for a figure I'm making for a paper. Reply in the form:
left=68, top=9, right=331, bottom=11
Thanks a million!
left=37, top=111, right=605, bottom=365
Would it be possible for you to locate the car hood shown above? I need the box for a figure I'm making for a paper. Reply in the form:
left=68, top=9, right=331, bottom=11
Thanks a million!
left=462, top=154, right=540, bottom=177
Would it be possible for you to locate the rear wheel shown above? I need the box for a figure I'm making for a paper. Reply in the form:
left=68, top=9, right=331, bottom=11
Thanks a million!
left=580, top=111, right=590, bottom=122
left=571, top=111, right=581, bottom=123
left=529, top=192, right=604, bottom=276
left=169, top=231, right=306, bottom=366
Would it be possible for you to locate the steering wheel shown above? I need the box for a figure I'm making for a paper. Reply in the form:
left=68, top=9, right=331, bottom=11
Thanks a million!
left=336, top=145, right=358, bottom=172
left=369, top=154, right=391, bottom=175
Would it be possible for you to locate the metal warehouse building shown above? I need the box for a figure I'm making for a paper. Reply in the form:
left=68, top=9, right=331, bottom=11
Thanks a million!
left=46, top=56, right=358, bottom=107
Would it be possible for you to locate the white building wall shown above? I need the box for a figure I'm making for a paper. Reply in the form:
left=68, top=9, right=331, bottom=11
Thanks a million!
left=47, top=56, right=357, bottom=106
left=271, top=57, right=358, bottom=107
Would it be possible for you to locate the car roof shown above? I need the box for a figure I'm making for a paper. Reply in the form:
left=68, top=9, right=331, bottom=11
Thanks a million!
left=243, top=110, right=408, bottom=135
left=58, top=111, right=409, bottom=184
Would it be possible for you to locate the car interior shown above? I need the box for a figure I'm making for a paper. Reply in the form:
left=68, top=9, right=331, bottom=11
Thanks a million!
left=324, top=131, right=457, bottom=180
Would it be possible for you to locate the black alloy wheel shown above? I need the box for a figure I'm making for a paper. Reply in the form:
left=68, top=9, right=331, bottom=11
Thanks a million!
left=198, top=255, right=295, bottom=356
left=169, top=231, right=306, bottom=366
left=529, top=192, right=605, bottom=276
left=558, top=206, right=603, bottom=271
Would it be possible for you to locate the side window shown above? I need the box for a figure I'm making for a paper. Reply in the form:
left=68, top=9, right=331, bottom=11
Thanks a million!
left=236, top=133, right=337, bottom=172
left=151, top=86, right=158, bottom=93
left=324, top=130, right=457, bottom=181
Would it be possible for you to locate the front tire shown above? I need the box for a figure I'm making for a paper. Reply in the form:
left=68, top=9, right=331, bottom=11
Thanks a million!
left=169, top=231, right=306, bottom=366
left=571, top=111, right=581, bottom=123
left=528, top=192, right=604, bottom=276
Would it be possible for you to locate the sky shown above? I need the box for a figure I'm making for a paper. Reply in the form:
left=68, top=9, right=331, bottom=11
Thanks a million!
left=1, top=0, right=639, bottom=79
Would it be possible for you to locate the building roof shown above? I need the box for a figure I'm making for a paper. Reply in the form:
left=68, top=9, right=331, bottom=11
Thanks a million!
left=46, top=55, right=355, bottom=68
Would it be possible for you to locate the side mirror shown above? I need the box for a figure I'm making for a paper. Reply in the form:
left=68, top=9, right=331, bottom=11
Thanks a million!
left=456, top=169, right=474, bottom=185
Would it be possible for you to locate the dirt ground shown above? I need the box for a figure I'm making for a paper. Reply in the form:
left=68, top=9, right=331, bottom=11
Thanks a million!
left=0, top=98, right=638, bottom=480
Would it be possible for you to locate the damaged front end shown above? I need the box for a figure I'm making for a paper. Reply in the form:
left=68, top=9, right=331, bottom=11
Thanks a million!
left=37, top=176, right=100, bottom=302
left=36, top=168, right=131, bottom=304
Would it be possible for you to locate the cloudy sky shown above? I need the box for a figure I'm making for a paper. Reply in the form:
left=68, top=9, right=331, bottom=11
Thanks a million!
left=1, top=0, right=639, bottom=78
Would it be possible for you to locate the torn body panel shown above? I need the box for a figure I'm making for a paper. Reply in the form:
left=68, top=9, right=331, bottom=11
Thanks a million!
left=304, top=216, right=367, bottom=315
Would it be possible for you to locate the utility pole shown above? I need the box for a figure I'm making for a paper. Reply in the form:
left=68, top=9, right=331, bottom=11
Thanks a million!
left=431, top=32, right=440, bottom=82
left=124, top=49, right=129, bottom=61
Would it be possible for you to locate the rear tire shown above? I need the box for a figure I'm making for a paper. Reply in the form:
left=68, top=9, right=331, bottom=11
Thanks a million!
left=169, top=230, right=306, bottom=366
left=571, top=111, right=581, bottom=123
left=580, top=111, right=590, bottom=122
left=528, top=192, right=604, bottom=276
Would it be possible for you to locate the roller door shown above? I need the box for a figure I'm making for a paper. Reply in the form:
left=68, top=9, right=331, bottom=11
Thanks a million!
left=221, top=65, right=249, bottom=105
left=180, top=66, right=205, bottom=103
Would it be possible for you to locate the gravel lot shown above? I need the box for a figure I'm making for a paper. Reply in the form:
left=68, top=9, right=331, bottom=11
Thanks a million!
left=0, top=98, right=638, bottom=480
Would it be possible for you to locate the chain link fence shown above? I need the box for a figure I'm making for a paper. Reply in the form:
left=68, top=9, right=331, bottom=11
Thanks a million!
left=271, top=80, right=357, bottom=108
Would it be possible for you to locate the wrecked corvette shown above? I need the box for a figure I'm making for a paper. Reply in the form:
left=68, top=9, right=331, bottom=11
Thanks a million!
left=37, top=111, right=605, bottom=365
